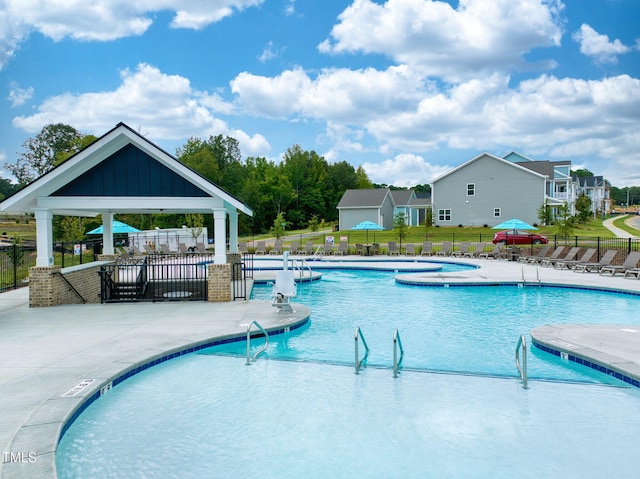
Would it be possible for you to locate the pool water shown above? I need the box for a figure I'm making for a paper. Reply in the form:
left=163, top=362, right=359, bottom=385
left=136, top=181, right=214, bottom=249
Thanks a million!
left=56, top=267, right=640, bottom=478
left=241, top=269, right=640, bottom=384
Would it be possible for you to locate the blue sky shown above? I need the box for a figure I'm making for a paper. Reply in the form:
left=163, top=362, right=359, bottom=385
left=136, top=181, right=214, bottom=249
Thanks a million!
left=1, top=0, right=639, bottom=188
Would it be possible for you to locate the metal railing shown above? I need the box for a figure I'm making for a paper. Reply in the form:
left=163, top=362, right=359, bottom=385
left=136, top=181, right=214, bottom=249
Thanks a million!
left=232, top=261, right=247, bottom=300
left=246, top=320, right=269, bottom=365
left=393, top=329, right=404, bottom=378
left=515, top=335, right=528, bottom=388
left=354, top=326, right=370, bottom=374
left=54, top=271, right=86, bottom=303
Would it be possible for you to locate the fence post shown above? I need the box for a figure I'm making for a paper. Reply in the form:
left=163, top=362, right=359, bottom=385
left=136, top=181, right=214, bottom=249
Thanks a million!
left=12, top=244, right=17, bottom=290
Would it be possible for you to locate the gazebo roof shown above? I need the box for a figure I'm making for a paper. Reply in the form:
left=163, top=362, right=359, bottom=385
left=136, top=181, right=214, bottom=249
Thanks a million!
left=0, top=122, right=252, bottom=217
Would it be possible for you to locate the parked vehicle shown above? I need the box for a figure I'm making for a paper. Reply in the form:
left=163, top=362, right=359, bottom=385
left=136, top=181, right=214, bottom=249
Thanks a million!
left=492, top=229, right=548, bottom=245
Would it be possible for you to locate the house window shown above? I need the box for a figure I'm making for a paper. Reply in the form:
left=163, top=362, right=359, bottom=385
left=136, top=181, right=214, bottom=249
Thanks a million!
left=494, top=208, right=501, bottom=217
left=438, top=209, right=452, bottom=221
left=467, top=183, right=475, bottom=196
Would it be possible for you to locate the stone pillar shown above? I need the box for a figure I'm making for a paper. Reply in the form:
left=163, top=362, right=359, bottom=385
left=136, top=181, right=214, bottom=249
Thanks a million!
left=207, top=263, right=231, bottom=302
left=29, top=266, right=61, bottom=307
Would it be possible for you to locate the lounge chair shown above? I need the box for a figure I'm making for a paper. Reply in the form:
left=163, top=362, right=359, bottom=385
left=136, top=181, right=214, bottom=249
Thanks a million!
left=420, top=242, right=433, bottom=256
left=573, top=249, right=618, bottom=273
left=355, top=243, right=364, bottom=255
left=303, top=241, right=314, bottom=255
left=143, top=244, right=156, bottom=255
left=239, top=242, right=249, bottom=254
left=554, top=248, right=596, bottom=270
left=271, top=269, right=297, bottom=313
left=255, top=241, right=267, bottom=255
left=479, top=244, right=503, bottom=259
left=196, top=242, right=208, bottom=253
left=388, top=241, right=400, bottom=255
left=405, top=244, right=416, bottom=255
left=321, top=242, right=334, bottom=255
left=463, top=242, right=484, bottom=258
left=530, top=246, right=565, bottom=265
left=178, top=243, right=189, bottom=254
left=159, top=243, right=172, bottom=254
left=289, top=242, right=300, bottom=255
left=624, top=265, right=640, bottom=279
left=517, top=244, right=551, bottom=263
left=371, top=243, right=380, bottom=255
left=436, top=241, right=451, bottom=256
left=270, top=240, right=283, bottom=255
left=540, top=247, right=579, bottom=268
left=450, top=242, right=470, bottom=257
left=600, top=251, right=640, bottom=277
left=336, top=240, right=348, bottom=255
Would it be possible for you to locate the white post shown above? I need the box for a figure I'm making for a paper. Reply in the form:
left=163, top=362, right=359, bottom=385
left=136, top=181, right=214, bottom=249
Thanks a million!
left=228, top=210, right=238, bottom=253
left=213, top=208, right=227, bottom=265
left=102, top=212, right=114, bottom=255
left=283, top=251, right=289, bottom=270
left=34, top=208, right=54, bottom=266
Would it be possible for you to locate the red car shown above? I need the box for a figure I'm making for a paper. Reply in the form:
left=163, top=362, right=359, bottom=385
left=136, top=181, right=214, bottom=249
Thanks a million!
left=492, top=229, right=548, bottom=245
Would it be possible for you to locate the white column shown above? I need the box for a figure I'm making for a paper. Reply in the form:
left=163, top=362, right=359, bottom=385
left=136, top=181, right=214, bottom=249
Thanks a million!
left=228, top=210, right=238, bottom=254
left=102, top=212, right=114, bottom=254
left=213, top=208, right=227, bottom=264
left=34, top=208, right=54, bottom=266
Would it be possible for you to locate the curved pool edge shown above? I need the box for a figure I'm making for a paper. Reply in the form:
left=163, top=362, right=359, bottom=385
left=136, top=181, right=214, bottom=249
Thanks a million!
left=531, top=324, right=640, bottom=389
left=1, top=300, right=310, bottom=479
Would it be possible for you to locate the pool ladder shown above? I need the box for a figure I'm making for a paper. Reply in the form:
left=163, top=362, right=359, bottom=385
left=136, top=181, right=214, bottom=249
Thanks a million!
left=515, top=334, right=528, bottom=388
left=246, top=320, right=269, bottom=365
left=354, top=327, right=404, bottom=378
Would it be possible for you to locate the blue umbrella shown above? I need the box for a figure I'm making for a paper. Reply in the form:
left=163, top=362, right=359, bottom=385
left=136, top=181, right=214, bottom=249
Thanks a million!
left=492, top=218, right=537, bottom=230
left=87, top=221, right=141, bottom=235
left=351, top=220, right=384, bottom=243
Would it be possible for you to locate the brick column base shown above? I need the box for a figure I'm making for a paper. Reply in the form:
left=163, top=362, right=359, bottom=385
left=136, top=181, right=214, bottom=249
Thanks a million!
left=208, top=263, right=231, bottom=302
left=29, top=266, right=62, bottom=307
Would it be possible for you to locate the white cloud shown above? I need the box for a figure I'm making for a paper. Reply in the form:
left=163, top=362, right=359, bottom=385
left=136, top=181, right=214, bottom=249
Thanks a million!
left=7, top=82, right=34, bottom=107
left=0, top=0, right=264, bottom=69
left=319, top=0, right=564, bottom=82
left=11, top=63, right=270, bottom=156
left=363, top=153, right=451, bottom=187
left=572, top=24, right=631, bottom=65
left=284, top=0, right=296, bottom=16
left=258, top=41, right=281, bottom=63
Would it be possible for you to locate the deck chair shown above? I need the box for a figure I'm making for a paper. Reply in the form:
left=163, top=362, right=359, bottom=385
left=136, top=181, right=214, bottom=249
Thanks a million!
left=518, top=244, right=551, bottom=263
left=321, top=241, right=334, bottom=255
left=371, top=243, right=380, bottom=255
left=159, top=243, right=172, bottom=254
left=388, top=241, right=400, bottom=255
left=143, top=244, right=156, bottom=255
left=573, top=249, right=617, bottom=273
left=255, top=241, right=267, bottom=254
left=405, top=244, right=416, bottom=255
left=303, top=241, right=314, bottom=255
left=450, top=242, right=469, bottom=257
left=555, top=248, right=596, bottom=270
left=600, top=251, right=640, bottom=277
left=271, top=269, right=297, bottom=313
left=289, top=242, right=300, bottom=255
left=436, top=241, right=451, bottom=256
left=540, top=247, right=579, bottom=268
left=465, top=242, right=486, bottom=258
left=355, top=243, right=364, bottom=255
left=420, top=242, right=433, bottom=256
left=530, top=246, right=564, bottom=265
left=238, top=242, right=249, bottom=254
left=479, top=244, right=506, bottom=259
left=196, top=242, right=208, bottom=253
left=624, top=265, right=640, bottom=279
left=178, top=243, right=190, bottom=254
left=270, top=240, right=283, bottom=255
left=336, top=240, right=348, bottom=255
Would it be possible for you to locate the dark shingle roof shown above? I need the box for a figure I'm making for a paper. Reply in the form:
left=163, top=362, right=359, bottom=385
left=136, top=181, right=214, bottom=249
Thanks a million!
left=337, top=188, right=390, bottom=208
left=390, top=190, right=414, bottom=206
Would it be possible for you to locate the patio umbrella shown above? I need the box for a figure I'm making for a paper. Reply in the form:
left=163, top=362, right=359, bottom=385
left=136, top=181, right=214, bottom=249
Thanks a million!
left=492, top=218, right=537, bottom=231
left=351, top=220, right=384, bottom=244
left=87, top=221, right=141, bottom=235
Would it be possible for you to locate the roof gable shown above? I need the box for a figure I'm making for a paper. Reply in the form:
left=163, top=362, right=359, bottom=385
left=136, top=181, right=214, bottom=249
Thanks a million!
left=431, top=152, right=547, bottom=184
left=390, top=189, right=415, bottom=206
left=337, top=188, right=392, bottom=208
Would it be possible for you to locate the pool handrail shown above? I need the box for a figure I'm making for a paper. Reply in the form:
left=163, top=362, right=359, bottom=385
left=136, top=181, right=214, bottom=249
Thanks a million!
left=246, top=320, right=270, bottom=365
left=515, top=334, right=528, bottom=388
left=393, top=329, right=404, bottom=378
left=354, top=326, right=369, bottom=374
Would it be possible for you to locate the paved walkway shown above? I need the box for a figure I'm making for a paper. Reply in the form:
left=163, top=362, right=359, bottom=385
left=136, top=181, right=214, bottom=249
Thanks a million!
left=603, top=215, right=638, bottom=238
left=2, top=255, right=640, bottom=478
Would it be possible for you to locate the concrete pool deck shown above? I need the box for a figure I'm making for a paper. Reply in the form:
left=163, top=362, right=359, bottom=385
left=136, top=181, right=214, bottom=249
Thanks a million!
left=2, top=255, right=640, bottom=478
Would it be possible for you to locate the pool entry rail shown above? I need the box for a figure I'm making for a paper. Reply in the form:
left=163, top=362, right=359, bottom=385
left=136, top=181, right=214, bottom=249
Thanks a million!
left=354, top=326, right=370, bottom=374
left=246, top=321, right=270, bottom=365
left=393, top=329, right=405, bottom=378
left=515, top=334, right=528, bottom=388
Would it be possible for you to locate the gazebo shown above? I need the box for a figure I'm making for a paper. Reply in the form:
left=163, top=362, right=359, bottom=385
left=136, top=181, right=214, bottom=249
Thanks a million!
left=0, top=122, right=253, bottom=305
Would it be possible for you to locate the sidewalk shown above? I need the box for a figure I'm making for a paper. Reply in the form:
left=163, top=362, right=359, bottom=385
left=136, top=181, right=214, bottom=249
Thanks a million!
left=603, top=215, right=638, bottom=238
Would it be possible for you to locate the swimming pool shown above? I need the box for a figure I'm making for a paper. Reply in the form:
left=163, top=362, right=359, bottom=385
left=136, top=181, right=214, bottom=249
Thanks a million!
left=56, top=266, right=640, bottom=478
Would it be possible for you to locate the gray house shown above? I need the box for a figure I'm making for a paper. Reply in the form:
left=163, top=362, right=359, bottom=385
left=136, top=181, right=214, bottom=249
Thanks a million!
left=337, top=188, right=395, bottom=230
left=431, top=152, right=547, bottom=226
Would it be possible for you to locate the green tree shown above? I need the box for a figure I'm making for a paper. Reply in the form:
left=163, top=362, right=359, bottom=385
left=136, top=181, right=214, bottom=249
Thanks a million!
left=570, top=168, right=594, bottom=178
left=56, top=216, right=86, bottom=243
left=424, top=206, right=433, bottom=228
left=269, top=212, right=287, bottom=240
left=0, top=177, right=18, bottom=200
left=355, top=166, right=373, bottom=189
left=537, top=201, right=552, bottom=226
left=394, top=212, right=408, bottom=250
left=5, top=124, right=87, bottom=185
left=575, top=194, right=592, bottom=222
left=554, top=202, right=573, bottom=242
left=184, top=213, right=204, bottom=242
